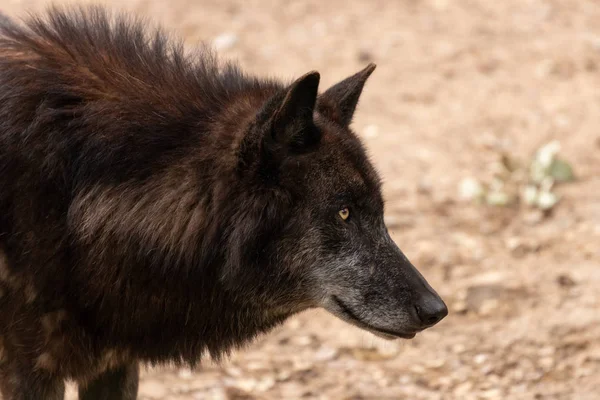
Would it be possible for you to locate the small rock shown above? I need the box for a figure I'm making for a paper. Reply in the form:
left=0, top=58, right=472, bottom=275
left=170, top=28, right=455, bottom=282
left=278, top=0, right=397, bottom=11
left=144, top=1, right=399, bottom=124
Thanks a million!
left=474, top=353, right=488, bottom=365
left=469, top=271, right=506, bottom=286
left=556, top=273, right=576, bottom=287
left=255, top=377, right=275, bottom=392
left=535, top=140, right=561, bottom=169
left=292, top=359, right=313, bottom=372
left=459, top=177, right=484, bottom=201
left=314, top=346, right=338, bottom=362
left=293, top=335, right=314, bottom=347
left=536, top=191, right=559, bottom=210
left=481, top=364, right=495, bottom=375
left=357, top=49, right=373, bottom=63
left=228, top=378, right=258, bottom=392
left=409, top=364, right=426, bottom=374
left=276, top=370, right=292, bottom=382
left=425, top=358, right=446, bottom=369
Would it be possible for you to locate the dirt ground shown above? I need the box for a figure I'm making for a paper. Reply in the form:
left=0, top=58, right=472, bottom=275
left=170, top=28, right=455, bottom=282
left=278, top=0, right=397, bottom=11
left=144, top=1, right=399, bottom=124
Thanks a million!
left=2, top=0, right=599, bottom=399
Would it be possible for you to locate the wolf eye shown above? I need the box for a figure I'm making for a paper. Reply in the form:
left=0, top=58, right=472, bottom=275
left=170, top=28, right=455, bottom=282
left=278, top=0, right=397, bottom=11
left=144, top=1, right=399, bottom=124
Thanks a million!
left=338, top=207, right=350, bottom=221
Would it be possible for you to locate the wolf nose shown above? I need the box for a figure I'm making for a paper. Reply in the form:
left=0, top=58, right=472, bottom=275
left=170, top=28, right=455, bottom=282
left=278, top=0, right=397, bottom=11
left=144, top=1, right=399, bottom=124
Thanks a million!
left=415, top=294, right=448, bottom=327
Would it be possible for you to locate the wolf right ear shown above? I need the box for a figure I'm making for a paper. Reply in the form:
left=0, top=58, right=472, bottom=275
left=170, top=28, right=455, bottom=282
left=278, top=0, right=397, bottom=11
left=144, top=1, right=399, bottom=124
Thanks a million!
left=319, top=63, right=376, bottom=126
left=267, top=71, right=321, bottom=152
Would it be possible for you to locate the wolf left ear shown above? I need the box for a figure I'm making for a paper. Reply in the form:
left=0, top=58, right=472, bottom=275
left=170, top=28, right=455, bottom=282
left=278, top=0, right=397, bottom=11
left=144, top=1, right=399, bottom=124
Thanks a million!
left=269, top=71, right=320, bottom=150
left=243, top=71, right=320, bottom=177
left=320, top=63, right=376, bottom=126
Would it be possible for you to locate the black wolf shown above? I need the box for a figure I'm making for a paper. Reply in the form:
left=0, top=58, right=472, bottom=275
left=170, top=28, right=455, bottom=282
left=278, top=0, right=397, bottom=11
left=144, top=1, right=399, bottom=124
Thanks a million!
left=0, top=6, right=447, bottom=399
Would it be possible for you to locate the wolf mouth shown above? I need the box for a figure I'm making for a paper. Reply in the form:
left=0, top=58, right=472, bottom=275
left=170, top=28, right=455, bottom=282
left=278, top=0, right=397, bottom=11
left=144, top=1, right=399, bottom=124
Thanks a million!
left=331, top=296, right=417, bottom=340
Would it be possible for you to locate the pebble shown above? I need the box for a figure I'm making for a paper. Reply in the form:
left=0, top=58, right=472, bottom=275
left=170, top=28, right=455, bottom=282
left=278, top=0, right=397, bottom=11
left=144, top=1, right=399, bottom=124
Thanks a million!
left=357, top=49, right=373, bottom=63
left=292, top=335, right=314, bottom=346
left=556, top=273, right=576, bottom=287
left=473, top=353, right=488, bottom=365
left=255, top=377, right=276, bottom=392
left=228, top=377, right=258, bottom=392
left=314, top=346, right=338, bottom=361
left=425, top=358, right=446, bottom=369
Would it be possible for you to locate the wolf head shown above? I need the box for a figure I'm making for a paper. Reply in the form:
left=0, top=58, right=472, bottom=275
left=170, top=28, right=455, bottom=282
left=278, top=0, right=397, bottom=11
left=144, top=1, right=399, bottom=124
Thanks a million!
left=229, top=64, right=447, bottom=340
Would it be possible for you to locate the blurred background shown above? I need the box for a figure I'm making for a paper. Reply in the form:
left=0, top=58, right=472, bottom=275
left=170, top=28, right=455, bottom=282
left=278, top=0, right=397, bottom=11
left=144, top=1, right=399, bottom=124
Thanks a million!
left=2, top=0, right=599, bottom=399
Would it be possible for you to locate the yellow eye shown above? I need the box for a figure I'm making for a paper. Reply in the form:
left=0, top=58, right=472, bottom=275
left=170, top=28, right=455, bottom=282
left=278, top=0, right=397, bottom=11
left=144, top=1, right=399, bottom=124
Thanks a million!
left=338, top=207, right=350, bottom=221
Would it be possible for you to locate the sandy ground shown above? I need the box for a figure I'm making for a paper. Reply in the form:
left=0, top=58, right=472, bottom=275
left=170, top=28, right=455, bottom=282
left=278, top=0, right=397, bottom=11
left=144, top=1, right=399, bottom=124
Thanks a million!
left=2, top=0, right=600, bottom=399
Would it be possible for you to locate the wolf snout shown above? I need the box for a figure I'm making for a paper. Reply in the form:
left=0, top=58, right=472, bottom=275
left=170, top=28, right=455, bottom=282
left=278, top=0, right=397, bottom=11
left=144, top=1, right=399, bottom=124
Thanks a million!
left=413, top=291, right=448, bottom=328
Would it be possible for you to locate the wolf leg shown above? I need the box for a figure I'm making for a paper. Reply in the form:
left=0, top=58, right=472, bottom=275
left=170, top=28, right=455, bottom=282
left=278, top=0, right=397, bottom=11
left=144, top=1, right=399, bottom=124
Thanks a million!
left=78, top=363, right=139, bottom=400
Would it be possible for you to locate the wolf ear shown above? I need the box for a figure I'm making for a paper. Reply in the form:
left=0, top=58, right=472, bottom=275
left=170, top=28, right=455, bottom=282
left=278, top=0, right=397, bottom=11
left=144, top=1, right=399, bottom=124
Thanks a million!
left=320, top=63, right=376, bottom=126
left=268, top=71, right=320, bottom=151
